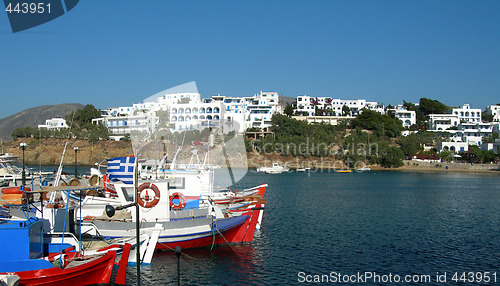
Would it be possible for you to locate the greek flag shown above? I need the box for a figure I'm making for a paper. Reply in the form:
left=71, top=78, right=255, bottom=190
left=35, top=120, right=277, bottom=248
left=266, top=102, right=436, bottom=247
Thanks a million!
left=106, top=157, right=135, bottom=184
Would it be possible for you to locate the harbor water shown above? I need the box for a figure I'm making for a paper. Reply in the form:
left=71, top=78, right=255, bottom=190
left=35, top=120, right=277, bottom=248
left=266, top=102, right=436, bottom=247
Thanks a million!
left=124, top=170, right=500, bottom=285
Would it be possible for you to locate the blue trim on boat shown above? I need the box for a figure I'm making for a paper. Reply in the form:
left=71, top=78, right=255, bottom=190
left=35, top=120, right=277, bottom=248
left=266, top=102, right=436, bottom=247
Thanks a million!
left=227, top=201, right=252, bottom=210
left=101, top=215, right=249, bottom=242
left=0, top=259, right=54, bottom=272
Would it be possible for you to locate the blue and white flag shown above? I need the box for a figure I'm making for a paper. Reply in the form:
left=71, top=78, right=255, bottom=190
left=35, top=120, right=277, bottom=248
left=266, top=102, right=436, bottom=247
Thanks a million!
left=106, top=157, right=135, bottom=184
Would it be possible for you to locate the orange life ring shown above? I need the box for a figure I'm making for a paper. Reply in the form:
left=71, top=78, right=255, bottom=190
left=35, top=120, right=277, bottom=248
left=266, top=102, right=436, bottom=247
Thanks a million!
left=137, top=183, right=160, bottom=208
left=169, top=192, right=186, bottom=210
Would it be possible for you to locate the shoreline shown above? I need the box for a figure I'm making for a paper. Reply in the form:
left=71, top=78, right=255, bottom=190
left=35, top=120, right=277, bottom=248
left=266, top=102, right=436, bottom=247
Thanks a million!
left=371, top=166, right=500, bottom=175
left=2, top=138, right=499, bottom=176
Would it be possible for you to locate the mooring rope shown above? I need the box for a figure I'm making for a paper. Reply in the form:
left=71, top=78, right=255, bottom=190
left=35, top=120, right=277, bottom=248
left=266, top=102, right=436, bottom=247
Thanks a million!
left=156, top=242, right=198, bottom=260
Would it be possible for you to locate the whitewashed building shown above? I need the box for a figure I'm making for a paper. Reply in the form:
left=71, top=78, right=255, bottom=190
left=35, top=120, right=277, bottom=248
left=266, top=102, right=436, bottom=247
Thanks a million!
left=244, top=91, right=281, bottom=130
left=428, top=114, right=459, bottom=130
left=481, top=139, right=500, bottom=155
left=436, top=142, right=469, bottom=153
left=295, top=95, right=381, bottom=117
left=455, top=122, right=496, bottom=146
left=430, top=122, right=499, bottom=147
left=169, top=100, right=223, bottom=132
left=95, top=111, right=159, bottom=140
left=168, top=91, right=281, bottom=133
left=97, top=83, right=202, bottom=139
left=485, top=105, right=500, bottom=122
left=388, top=106, right=416, bottom=127
left=428, top=104, right=482, bottom=131
left=451, top=104, right=482, bottom=123
left=38, top=118, right=68, bottom=130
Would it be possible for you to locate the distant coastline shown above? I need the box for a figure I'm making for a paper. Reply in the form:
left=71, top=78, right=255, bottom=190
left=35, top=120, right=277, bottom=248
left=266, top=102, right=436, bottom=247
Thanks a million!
left=2, top=138, right=499, bottom=175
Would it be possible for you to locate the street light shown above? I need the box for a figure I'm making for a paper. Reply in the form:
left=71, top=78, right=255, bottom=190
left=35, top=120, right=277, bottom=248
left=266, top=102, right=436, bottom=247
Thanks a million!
left=74, top=147, right=79, bottom=178
left=20, top=142, right=26, bottom=187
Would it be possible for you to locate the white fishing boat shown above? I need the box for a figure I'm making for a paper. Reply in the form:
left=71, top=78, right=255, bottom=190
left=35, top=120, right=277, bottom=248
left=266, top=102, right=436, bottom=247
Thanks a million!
left=0, top=153, right=47, bottom=186
left=36, top=152, right=267, bottom=250
left=296, top=167, right=311, bottom=172
left=257, top=163, right=289, bottom=174
left=76, top=181, right=263, bottom=251
left=355, top=167, right=371, bottom=171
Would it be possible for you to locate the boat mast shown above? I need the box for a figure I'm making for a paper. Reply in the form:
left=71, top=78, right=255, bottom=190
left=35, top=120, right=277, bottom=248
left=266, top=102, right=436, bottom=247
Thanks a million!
left=54, top=141, right=68, bottom=187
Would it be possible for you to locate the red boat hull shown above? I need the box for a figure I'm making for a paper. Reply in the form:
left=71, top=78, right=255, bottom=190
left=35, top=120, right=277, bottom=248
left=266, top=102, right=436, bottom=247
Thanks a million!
left=213, top=184, right=267, bottom=205
left=156, top=206, right=262, bottom=250
left=7, top=244, right=131, bottom=286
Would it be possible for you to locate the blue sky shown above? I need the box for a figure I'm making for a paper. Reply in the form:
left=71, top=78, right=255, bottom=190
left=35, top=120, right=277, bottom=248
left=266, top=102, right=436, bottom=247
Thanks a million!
left=0, top=0, right=498, bottom=119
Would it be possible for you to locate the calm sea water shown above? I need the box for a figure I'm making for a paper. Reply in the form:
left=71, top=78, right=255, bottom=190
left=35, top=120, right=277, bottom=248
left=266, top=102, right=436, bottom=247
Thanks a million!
left=121, top=170, right=500, bottom=285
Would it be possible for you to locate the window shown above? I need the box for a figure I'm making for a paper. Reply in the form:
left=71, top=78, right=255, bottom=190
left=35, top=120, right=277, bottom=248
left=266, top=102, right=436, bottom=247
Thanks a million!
left=120, top=186, right=135, bottom=202
left=168, top=177, right=185, bottom=189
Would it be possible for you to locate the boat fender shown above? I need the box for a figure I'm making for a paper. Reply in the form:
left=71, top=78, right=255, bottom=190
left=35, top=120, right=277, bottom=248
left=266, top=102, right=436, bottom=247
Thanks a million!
left=137, top=183, right=161, bottom=208
left=170, top=192, right=186, bottom=210
left=1, top=187, right=30, bottom=194
left=46, top=202, right=65, bottom=209
left=89, top=174, right=100, bottom=187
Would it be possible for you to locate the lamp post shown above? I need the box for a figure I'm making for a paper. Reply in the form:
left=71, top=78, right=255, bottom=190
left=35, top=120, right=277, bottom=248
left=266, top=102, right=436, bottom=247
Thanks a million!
left=74, top=147, right=79, bottom=178
left=20, top=142, right=26, bottom=187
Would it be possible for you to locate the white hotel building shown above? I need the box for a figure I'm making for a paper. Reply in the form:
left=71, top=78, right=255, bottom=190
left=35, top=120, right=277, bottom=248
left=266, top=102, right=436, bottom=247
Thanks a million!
left=428, top=104, right=482, bottom=131
left=427, top=104, right=499, bottom=147
left=169, top=91, right=281, bottom=133
left=38, top=118, right=69, bottom=130
left=97, top=89, right=282, bottom=139
left=388, top=106, right=417, bottom=127
left=95, top=91, right=201, bottom=140
left=295, top=95, right=383, bottom=117
left=485, top=105, right=500, bottom=122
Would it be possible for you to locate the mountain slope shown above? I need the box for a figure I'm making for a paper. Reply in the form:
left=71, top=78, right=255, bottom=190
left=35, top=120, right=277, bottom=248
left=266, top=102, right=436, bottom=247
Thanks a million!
left=0, top=103, right=84, bottom=140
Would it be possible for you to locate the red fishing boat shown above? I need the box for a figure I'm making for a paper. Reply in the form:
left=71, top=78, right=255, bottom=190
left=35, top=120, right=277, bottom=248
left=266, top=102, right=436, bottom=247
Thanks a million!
left=0, top=217, right=131, bottom=286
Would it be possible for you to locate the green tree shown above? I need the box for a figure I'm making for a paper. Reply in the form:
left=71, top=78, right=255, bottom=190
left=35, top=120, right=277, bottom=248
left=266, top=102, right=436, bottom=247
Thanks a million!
left=403, top=100, right=417, bottom=111
left=380, top=146, right=404, bottom=168
left=350, top=109, right=403, bottom=138
left=483, top=150, right=496, bottom=163
left=482, top=112, right=494, bottom=122
left=284, top=104, right=294, bottom=117
left=419, top=98, right=449, bottom=115
left=439, top=150, right=453, bottom=162
left=65, top=104, right=101, bottom=129
left=468, top=145, right=482, bottom=163
left=11, top=127, right=37, bottom=139
left=483, top=132, right=499, bottom=144
left=342, top=105, right=350, bottom=116
left=397, top=134, right=423, bottom=157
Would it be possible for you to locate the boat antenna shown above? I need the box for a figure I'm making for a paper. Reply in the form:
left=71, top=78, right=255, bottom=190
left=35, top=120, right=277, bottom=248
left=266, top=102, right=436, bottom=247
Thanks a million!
left=52, top=111, right=77, bottom=200
left=134, top=151, right=141, bottom=286
left=221, top=131, right=236, bottom=187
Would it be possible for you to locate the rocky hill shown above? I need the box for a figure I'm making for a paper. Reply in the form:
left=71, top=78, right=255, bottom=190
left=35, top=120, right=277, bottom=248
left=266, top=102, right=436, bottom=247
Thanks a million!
left=2, top=138, right=132, bottom=166
left=0, top=103, right=84, bottom=140
left=280, top=95, right=296, bottom=107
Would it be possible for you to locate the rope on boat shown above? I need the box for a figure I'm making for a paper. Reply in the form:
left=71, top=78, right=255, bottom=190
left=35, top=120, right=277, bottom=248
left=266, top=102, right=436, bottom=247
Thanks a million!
left=210, top=218, right=215, bottom=251
left=156, top=242, right=198, bottom=260
left=59, top=190, right=71, bottom=268
left=212, top=223, right=237, bottom=253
